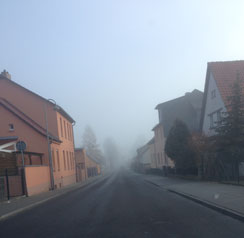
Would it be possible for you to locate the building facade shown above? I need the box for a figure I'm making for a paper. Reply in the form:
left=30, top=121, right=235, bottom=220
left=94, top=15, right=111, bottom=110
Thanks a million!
left=75, top=148, right=101, bottom=182
left=0, top=70, right=76, bottom=195
left=152, top=123, right=174, bottom=169
left=136, top=144, right=151, bottom=173
left=200, top=61, right=244, bottom=135
left=153, top=89, right=203, bottom=170
left=147, top=137, right=156, bottom=169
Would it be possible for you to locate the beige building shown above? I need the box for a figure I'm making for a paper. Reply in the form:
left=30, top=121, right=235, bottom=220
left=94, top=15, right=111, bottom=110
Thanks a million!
left=75, top=148, right=101, bottom=182
left=152, top=123, right=174, bottom=170
left=147, top=137, right=157, bottom=169
left=136, top=144, right=151, bottom=173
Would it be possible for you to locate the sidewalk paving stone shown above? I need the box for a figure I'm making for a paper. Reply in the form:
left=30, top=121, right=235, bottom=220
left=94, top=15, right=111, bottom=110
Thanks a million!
left=144, top=174, right=244, bottom=217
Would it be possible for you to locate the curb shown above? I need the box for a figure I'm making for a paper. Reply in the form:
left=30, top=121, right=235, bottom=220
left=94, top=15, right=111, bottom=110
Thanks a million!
left=0, top=174, right=109, bottom=221
left=144, top=180, right=160, bottom=187
left=220, top=182, right=244, bottom=187
left=168, top=189, right=244, bottom=222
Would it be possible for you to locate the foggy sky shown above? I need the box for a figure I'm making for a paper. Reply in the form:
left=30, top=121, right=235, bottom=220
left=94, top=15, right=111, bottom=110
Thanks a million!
left=1, top=0, right=244, bottom=157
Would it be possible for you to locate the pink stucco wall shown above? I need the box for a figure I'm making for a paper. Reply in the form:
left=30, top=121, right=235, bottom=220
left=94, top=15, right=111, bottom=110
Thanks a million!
left=0, top=106, right=49, bottom=165
left=0, top=77, right=76, bottom=194
left=25, top=166, right=50, bottom=196
left=0, top=78, right=58, bottom=137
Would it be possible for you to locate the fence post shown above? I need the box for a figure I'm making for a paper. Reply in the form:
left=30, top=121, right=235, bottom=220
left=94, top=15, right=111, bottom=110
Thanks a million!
left=237, top=158, right=240, bottom=185
left=21, top=168, right=28, bottom=196
left=5, top=169, right=10, bottom=202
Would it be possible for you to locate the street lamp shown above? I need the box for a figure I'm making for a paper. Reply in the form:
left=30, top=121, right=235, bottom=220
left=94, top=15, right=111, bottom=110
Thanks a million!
left=44, top=98, right=58, bottom=190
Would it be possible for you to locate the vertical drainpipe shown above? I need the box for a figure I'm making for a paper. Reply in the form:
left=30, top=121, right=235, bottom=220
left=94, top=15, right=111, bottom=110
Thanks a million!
left=44, top=101, right=55, bottom=190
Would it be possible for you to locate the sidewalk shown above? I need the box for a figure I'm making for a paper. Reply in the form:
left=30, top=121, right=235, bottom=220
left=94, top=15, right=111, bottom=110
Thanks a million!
left=144, top=174, right=244, bottom=220
left=0, top=174, right=107, bottom=220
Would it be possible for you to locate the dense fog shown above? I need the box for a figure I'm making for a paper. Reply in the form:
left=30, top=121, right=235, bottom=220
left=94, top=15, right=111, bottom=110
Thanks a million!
left=1, top=1, right=244, bottom=164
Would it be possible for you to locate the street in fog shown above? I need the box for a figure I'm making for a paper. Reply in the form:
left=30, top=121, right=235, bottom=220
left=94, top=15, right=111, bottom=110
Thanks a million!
left=1, top=169, right=244, bottom=238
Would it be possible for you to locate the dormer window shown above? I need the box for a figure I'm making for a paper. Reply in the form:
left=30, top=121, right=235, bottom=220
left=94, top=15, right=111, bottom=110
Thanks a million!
left=9, top=123, right=14, bottom=131
left=211, top=89, right=216, bottom=99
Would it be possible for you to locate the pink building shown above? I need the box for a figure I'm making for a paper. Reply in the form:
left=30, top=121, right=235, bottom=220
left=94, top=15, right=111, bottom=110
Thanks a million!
left=0, top=70, right=76, bottom=196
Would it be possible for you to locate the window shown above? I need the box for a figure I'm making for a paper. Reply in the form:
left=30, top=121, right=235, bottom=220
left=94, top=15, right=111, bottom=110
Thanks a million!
left=217, top=110, right=222, bottom=123
left=69, top=125, right=71, bottom=140
left=209, top=114, right=214, bottom=128
left=70, top=127, right=73, bottom=141
left=64, top=121, right=67, bottom=139
left=70, top=152, right=72, bottom=169
left=67, top=151, right=70, bottom=170
left=72, top=152, right=75, bottom=169
left=60, top=118, right=63, bottom=137
left=69, top=152, right=74, bottom=169
left=9, top=123, right=14, bottom=131
left=52, top=150, right=56, bottom=172
left=68, top=124, right=71, bottom=140
left=63, top=150, right=66, bottom=170
left=56, top=150, right=60, bottom=171
left=209, top=109, right=223, bottom=129
left=211, top=89, right=216, bottom=99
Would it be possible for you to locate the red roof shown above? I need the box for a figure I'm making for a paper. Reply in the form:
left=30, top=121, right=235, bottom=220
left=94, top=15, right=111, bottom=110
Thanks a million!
left=208, top=60, right=244, bottom=106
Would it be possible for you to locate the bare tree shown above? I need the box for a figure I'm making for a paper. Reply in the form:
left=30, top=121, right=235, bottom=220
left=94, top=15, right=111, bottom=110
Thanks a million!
left=82, top=125, right=104, bottom=162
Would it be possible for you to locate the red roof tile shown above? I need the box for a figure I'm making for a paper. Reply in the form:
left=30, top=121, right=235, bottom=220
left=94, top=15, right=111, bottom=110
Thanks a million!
left=208, top=60, right=244, bottom=106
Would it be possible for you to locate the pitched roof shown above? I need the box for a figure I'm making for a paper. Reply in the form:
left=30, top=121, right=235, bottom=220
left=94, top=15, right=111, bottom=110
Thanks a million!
left=0, top=98, right=61, bottom=143
left=147, top=137, right=155, bottom=145
left=208, top=60, right=244, bottom=106
left=0, top=73, right=75, bottom=123
left=86, top=153, right=101, bottom=165
left=200, top=60, right=244, bottom=131
left=155, top=89, right=203, bottom=136
left=152, top=123, right=162, bottom=131
left=155, top=89, right=203, bottom=110
left=137, top=144, right=150, bottom=155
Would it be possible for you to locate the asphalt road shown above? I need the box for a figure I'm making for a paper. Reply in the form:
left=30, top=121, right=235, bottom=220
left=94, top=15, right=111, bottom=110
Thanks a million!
left=1, top=168, right=244, bottom=238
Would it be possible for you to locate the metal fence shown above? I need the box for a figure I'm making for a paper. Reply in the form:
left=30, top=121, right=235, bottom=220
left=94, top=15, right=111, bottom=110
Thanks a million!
left=0, top=168, right=25, bottom=201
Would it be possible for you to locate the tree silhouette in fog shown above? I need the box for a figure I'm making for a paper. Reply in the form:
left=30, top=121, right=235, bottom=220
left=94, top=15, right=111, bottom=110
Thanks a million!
left=82, top=125, right=103, bottom=162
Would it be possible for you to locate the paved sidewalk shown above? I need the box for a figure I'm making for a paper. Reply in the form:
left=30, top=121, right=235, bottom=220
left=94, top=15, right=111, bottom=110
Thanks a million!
left=144, top=174, right=244, bottom=219
left=0, top=174, right=107, bottom=220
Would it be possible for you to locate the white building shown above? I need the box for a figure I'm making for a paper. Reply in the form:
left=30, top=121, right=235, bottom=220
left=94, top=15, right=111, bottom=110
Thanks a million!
left=200, top=60, right=244, bottom=176
left=200, top=60, right=244, bottom=135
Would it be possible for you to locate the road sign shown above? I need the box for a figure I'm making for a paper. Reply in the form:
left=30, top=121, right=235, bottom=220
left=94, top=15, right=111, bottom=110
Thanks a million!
left=16, top=141, right=26, bottom=152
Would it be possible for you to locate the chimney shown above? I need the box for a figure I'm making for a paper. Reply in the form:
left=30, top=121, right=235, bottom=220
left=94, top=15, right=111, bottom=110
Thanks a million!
left=0, top=70, right=11, bottom=80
